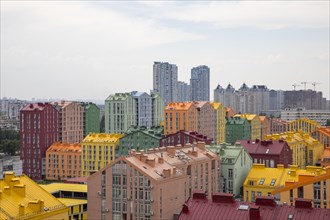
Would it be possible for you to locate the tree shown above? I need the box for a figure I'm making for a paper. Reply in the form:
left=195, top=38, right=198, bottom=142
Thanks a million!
left=0, top=139, right=19, bottom=156
left=326, top=119, right=330, bottom=126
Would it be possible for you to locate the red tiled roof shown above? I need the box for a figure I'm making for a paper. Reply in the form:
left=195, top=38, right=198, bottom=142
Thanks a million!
left=21, top=103, right=49, bottom=111
left=178, top=192, right=330, bottom=220
left=240, top=139, right=287, bottom=155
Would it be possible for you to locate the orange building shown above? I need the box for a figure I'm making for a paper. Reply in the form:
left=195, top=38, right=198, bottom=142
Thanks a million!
left=315, top=127, right=330, bottom=148
left=164, top=102, right=198, bottom=135
left=321, top=148, right=330, bottom=168
left=46, top=143, right=82, bottom=180
left=259, top=116, right=270, bottom=139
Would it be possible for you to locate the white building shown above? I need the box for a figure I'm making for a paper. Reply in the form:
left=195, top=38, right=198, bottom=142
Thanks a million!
left=0, top=156, right=23, bottom=178
left=281, top=108, right=330, bottom=126
left=190, top=65, right=210, bottom=101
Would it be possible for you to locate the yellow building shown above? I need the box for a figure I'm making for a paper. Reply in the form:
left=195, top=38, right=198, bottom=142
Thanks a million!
left=0, top=172, right=68, bottom=220
left=244, top=164, right=326, bottom=202
left=235, top=114, right=261, bottom=140
left=210, top=102, right=226, bottom=144
left=271, top=167, right=330, bottom=208
left=265, top=131, right=324, bottom=169
left=287, top=118, right=321, bottom=134
left=81, top=133, right=124, bottom=176
left=40, top=183, right=88, bottom=220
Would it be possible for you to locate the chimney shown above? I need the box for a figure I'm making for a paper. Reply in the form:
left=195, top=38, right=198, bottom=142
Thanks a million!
left=167, top=146, right=176, bottom=156
left=135, top=152, right=142, bottom=160
left=173, top=167, right=176, bottom=175
left=146, top=158, right=155, bottom=167
left=197, top=141, right=205, bottom=150
left=182, top=203, right=189, bottom=214
left=249, top=205, right=260, bottom=220
left=163, top=168, right=171, bottom=178
left=140, top=154, right=147, bottom=163
left=4, top=172, right=15, bottom=183
left=159, top=153, right=164, bottom=164
left=19, top=204, right=25, bottom=216
left=255, top=196, right=276, bottom=207
left=212, top=192, right=234, bottom=203
left=256, top=139, right=260, bottom=143
left=192, top=191, right=206, bottom=200
left=295, top=198, right=312, bottom=209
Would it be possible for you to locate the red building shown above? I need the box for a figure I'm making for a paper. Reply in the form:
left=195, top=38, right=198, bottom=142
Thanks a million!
left=240, top=139, right=292, bottom=168
left=20, top=103, right=59, bottom=179
left=178, top=192, right=330, bottom=220
left=160, top=130, right=213, bottom=147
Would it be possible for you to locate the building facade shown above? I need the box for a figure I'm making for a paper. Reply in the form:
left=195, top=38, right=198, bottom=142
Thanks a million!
left=210, top=102, right=226, bottom=144
left=177, top=81, right=191, bottom=102
left=132, top=91, right=152, bottom=128
left=265, top=131, right=324, bottom=169
left=269, top=118, right=289, bottom=135
left=164, top=102, right=198, bottom=135
left=81, top=133, right=123, bottom=176
left=45, top=143, right=82, bottom=180
left=52, top=101, right=84, bottom=144
left=225, top=117, right=251, bottom=144
left=281, top=108, right=330, bottom=126
left=259, top=116, right=270, bottom=139
left=195, top=101, right=215, bottom=141
left=88, top=142, right=219, bottom=220
left=240, top=139, right=293, bottom=168
left=153, top=61, right=178, bottom=106
left=20, top=103, right=59, bottom=179
left=105, top=93, right=136, bottom=134
left=208, top=143, right=252, bottom=197
left=235, top=114, right=261, bottom=140
left=119, top=126, right=163, bottom=156
left=315, top=127, right=330, bottom=148
left=160, top=130, right=212, bottom=147
left=82, top=102, right=100, bottom=137
left=244, top=164, right=327, bottom=202
left=0, top=156, right=22, bottom=178
left=190, top=65, right=210, bottom=101
left=151, top=92, right=164, bottom=127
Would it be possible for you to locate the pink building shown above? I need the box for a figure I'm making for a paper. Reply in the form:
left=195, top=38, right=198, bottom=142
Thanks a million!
left=269, top=118, right=289, bottom=135
left=88, top=142, right=219, bottom=220
left=52, top=101, right=84, bottom=144
left=194, top=101, right=215, bottom=141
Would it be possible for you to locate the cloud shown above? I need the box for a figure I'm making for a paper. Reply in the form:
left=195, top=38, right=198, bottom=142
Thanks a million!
left=152, top=1, right=329, bottom=30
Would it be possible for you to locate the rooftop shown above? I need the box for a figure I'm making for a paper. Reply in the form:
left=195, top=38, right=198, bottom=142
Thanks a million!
left=47, top=143, right=81, bottom=153
left=58, top=198, right=87, bottom=206
left=165, top=102, right=194, bottom=111
left=240, top=139, right=288, bottom=155
left=207, top=144, right=247, bottom=164
left=125, top=125, right=164, bottom=139
left=105, top=93, right=131, bottom=101
left=82, top=133, right=124, bottom=143
left=178, top=192, right=330, bottom=220
left=21, top=103, right=51, bottom=111
left=265, top=131, right=320, bottom=146
left=235, top=114, right=258, bottom=121
left=40, top=183, right=87, bottom=194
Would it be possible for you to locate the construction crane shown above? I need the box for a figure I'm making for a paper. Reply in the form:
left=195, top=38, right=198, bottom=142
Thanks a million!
left=301, top=81, right=311, bottom=90
left=292, top=84, right=301, bottom=90
left=312, top=82, right=321, bottom=91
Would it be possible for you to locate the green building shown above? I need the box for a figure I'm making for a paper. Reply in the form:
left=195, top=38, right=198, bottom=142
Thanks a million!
left=151, top=92, right=164, bottom=127
left=208, top=143, right=252, bottom=197
left=82, top=102, right=100, bottom=137
left=225, top=117, right=251, bottom=144
left=119, top=125, right=164, bottom=156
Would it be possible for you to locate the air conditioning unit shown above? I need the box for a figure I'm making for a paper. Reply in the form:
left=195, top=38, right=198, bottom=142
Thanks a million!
left=104, top=208, right=109, bottom=213
left=150, top=199, right=154, bottom=203
left=150, top=211, right=154, bottom=216
left=97, top=191, right=102, bottom=196
left=150, top=185, right=153, bottom=189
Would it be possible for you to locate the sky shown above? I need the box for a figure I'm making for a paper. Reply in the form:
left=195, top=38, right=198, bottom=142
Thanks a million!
left=1, top=1, right=329, bottom=102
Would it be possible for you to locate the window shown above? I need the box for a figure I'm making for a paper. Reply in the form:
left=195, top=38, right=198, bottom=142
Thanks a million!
left=298, top=186, right=304, bottom=198
left=259, top=178, right=265, bottom=185
left=228, top=169, right=233, bottom=178
left=270, top=179, right=276, bottom=186
left=248, top=180, right=254, bottom=186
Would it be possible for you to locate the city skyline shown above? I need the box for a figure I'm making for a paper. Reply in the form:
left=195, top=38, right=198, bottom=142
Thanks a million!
left=1, top=1, right=329, bottom=100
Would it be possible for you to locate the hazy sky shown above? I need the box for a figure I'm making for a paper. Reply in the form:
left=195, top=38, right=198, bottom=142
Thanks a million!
left=1, top=1, right=329, bottom=101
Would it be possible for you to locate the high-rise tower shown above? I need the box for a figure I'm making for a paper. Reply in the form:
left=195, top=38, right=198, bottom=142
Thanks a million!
left=190, top=65, right=210, bottom=101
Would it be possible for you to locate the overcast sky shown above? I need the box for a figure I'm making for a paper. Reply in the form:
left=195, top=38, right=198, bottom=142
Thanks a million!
left=1, top=1, right=329, bottom=102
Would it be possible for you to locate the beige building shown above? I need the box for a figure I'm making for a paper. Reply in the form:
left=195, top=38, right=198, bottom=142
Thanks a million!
left=52, top=101, right=84, bottom=144
left=194, top=101, right=215, bottom=141
left=88, top=142, right=219, bottom=220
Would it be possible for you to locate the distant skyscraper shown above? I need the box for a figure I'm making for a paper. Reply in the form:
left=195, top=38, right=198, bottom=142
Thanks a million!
left=190, top=65, right=210, bottom=101
left=153, top=62, right=178, bottom=106
left=177, top=81, right=191, bottom=102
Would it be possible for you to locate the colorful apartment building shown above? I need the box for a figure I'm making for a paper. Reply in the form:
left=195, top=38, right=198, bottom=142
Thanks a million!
left=208, top=143, right=252, bottom=196
left=240, top=139, right=292, bottom=168
left=225, top=117, right=251, bottom=144
left=178, top=192, right=330, bottom=220
left=259, top=116, right=270, bottom=139
left=52, top=101, right=84, bottom=144
left=40, top=183, right=88, bottom=220
left=81, top=133, right=123, bottom=176
left=315, top=127, right=330, bottom=148
left=119, top=126, right=163, bottom=156
left=81, top=102, right=100, bottom=137
left=271, top=167, right=330, bottom=208
left=88, top=142, right=219, bottom=220
left=0, top=172, right=68, bottom=219
left=151, top=92, right=164, bottom=127
left=210, top=102, right=226, bottom=144
left=235, top=114, right=261, bottom=140
left=265, top=131, right=324, bottom=169
left=269, top=117, right=289, bottom=135
left=160, top=130, right=212, bottom=147
left=243, top=164, right=326, bottom=202
left=45, top=143, right=81, bottom=180
left=20, top=103, right=59, bottom=179
left=164, top=102, right=198, bottom=135
left=194, top=101, right=215, bottom=141
left=288, top=118, right=321, bottom=134
left=105, top=93, right=136, bottom=134
left=321, top=148, right=330, bottom=167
